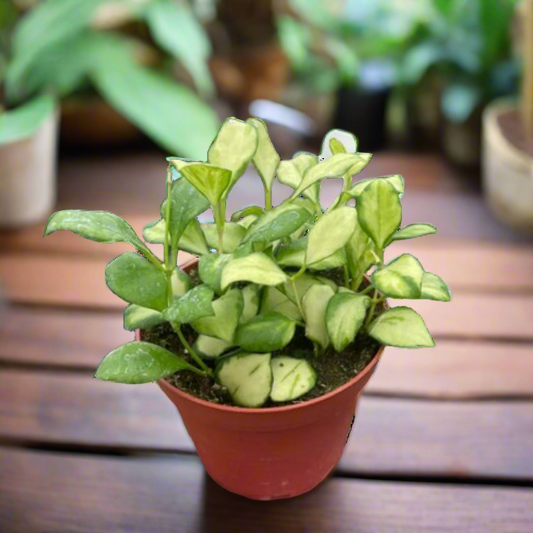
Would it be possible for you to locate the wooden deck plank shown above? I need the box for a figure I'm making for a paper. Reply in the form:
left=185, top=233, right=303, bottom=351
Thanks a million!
left=0, top=306, right=130, bottom=368
left=1, top=447, right=533, bottom=533
left=2, top=370, right=533, bottom=480
left=2, top=228, right=533, bottom=294
left=0, top=253, right=530, bottom=341
left=2, top=307, right=533, bottom=398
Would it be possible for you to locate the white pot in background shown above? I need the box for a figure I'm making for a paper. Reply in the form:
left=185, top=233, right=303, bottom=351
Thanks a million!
left=0, top=106, right=59, bottom=228
left=482, top=99, right=533, bottom=233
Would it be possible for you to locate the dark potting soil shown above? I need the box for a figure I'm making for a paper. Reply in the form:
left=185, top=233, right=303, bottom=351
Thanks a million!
left=144, top=269, right=383, bottom=408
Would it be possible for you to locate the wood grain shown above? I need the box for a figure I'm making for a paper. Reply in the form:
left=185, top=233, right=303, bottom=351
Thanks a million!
left=2, top=369, right=533, bottom=480
left=2, top=307, right=533, bottom=398
left=0, top=306, right=131, bottom=368
left=3, top=227, right=533, bottom=293
left=1, top=447, right=533, bottom=533
left=0, top=254, right=530, bottom=340
left=368, top=341, right=533, bottom=398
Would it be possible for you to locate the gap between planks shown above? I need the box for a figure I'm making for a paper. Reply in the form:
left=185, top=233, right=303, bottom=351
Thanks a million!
left=1, top=369, right=533, bottom=481
left=1, top=305, right=533, bottom=399
left=2, top=447, right=533, bottom=533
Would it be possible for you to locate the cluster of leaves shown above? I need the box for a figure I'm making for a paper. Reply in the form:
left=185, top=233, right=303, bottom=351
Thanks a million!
left=399, top=0, right=519, bottom=123
left=0, top=0, right=218, bottom=157
left=44, top=119, right=450, bottom=408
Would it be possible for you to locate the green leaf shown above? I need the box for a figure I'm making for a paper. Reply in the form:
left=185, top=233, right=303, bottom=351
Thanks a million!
left=243, top=203, right=312, bottom=245
left=320, top=129, right=358, bottom=159
left=368, top=307, right=435, bottom=348
left=391, top=223, right=437, bottom=242
left=192, top=289, right=244, bottom=343
left=349, top=175, right=405, bottom=199
left=6, top=0, right=102, bottom=102
left=163, top=285, right=215, bottom=324
left=357, top=179, right=402, bottom=250
left=241, top=285, right=261, bottom=323
left=90, top=34, right=219, bottom=159
left=283, top=274, right=336, bottom=306
left=247, top=118, right=280, bottom=195
left=270, top=357, right=317, bottom=402
left=179, top=219, right=210, bottom=255
left=372, top=254, right=424, bottom=299
left=105, top=252, right=168, bottom=311
left=143, top=219, right=210, bottom=255
left=277, top=238, right=346, bottom=271
left=277, top=152, right=320, bottom=205
left=194, top=335, right=233, bottom=359
left=202, top=222, right=245, bottom=253
left=306, top=206, right=357, bottom=266
left=261, top=287, right=302, bottom=321
left=164, top=177, right=210, bottom=249
left=95, top=341, right=194, bottom=384
left=45, top=210, right=151, bottom=256
left=345, top=213, right=374, bottom=289
left=207, top=117, right=258, bottom=191
left=221, top=253, right=288, bottom=291
left=302, top=284, right=336, bottom=350
left=145, top=0, right=214, bottom=98
left=326, top=291, right=371, bottom=352
left=170, top=268, right=190, bottom=297
left=231, top=205, right=266, bottom=222
left=421, top=272, right=451, bottom=302
left=142, top=219, right=166, bottom=244
left=123, top=305, right=165, bottom=332
left=215, top=352, right=272, bottom=407
left=179, top=163, right=232, bottom=207
left=235, top=312, right=295, bottom=352
left=293, top=153, right=372, bottom=197
left=198, top=253, right=234, bottom=294
left=0, top=94, right=55, bottom=144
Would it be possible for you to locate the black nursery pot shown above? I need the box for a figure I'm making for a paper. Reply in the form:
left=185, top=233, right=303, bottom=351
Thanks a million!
left=334, top=85, right=391, bottom=152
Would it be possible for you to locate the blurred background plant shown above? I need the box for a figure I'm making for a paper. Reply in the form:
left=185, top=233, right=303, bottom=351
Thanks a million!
left=0, top=0, right=525, bottom=177
left=1, top=0, right=220, bottom=158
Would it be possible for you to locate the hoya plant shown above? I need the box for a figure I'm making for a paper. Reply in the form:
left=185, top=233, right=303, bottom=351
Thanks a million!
left=44, top=119, right=450, bottom=408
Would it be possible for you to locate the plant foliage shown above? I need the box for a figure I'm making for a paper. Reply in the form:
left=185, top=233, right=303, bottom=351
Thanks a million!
left=44, top=120, right=450, bottom=407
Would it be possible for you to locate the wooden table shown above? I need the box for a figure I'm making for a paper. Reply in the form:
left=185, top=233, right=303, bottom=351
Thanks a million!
left=1, top=151, right=533, bottom=532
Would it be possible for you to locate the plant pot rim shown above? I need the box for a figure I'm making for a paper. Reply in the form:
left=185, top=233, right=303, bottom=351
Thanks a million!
left=152, top=255, right=385, bottom=415
left=157, top=342, right=384, bottom=415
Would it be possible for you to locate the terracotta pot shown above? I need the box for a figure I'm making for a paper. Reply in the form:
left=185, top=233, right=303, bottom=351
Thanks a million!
left=143, top=261, right=384, bottom=500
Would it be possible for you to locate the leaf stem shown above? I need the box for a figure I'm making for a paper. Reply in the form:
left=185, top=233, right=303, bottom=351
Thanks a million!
left=289, top=264, right=306, bottom=281
left=164, top=167, right=174, bottom=306
left=344, top=263, right=350, bottom=288
left=290, top=278, right=305, bottom=319
left=265, top=187, right=272, bottom=211
left=364, top=290, right=379, bottom=329
left=360, top=284, right=375, bottom=295
left=214, top=202, right=225, bottom=253
left=172, top=323, right=213, bottom=377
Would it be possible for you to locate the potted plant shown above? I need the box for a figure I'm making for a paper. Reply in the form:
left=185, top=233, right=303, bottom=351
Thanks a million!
left=6, top=0, right=219, bottom=158
left=44, top=118, right=451, bottom=500
left=0, top=0, right=58, bottom=227
left=399, top=0, right=519, bottom=167
left=483, top=0, right=533, bottom=232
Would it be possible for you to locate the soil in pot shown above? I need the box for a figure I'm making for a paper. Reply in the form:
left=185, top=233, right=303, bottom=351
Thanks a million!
left=143, top=268, right=383, bottom=408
